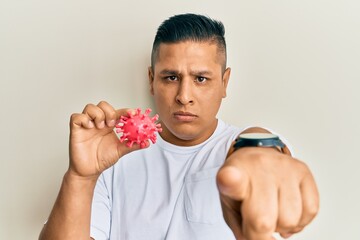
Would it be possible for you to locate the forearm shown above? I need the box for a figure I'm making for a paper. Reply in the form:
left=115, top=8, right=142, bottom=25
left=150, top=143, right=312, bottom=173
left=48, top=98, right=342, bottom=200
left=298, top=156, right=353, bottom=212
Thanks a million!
left=39, top=171, right=98, bottom=240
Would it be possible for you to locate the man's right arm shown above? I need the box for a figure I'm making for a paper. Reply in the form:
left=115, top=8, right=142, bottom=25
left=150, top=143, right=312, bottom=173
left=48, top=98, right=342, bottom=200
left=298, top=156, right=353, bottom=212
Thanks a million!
left=39, top=171, right=98, bottom=240
left=39, top=101, right=146, bottom=240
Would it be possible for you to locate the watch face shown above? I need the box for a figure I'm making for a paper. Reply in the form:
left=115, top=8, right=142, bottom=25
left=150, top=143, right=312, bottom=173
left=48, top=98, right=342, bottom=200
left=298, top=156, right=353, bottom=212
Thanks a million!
left=239, top=133, right=279, bottom=140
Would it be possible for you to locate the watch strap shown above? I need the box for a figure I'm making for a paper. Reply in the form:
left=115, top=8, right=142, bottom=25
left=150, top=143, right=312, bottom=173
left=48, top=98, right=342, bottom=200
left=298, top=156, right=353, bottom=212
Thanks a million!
left=233, top=134, right=285, bottom=150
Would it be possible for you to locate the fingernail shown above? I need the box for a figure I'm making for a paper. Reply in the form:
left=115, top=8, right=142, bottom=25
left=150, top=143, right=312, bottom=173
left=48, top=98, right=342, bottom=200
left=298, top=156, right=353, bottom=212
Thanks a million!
left=107, top=120, right=115, bottom=127
left=128, top=109, right=136, bottom=116
left=98, top=121, right=105, bottom=129
left=88, top=121, right=95, bottom=128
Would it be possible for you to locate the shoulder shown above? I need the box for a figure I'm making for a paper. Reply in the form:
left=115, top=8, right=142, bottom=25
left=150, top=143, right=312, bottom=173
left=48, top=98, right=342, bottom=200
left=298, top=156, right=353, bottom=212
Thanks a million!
left=214, top=119, right=243, bottom=142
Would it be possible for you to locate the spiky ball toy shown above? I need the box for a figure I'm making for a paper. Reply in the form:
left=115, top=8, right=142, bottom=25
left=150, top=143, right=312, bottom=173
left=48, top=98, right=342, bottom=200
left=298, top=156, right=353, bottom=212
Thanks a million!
left=115, top=108, right=162, bottom=148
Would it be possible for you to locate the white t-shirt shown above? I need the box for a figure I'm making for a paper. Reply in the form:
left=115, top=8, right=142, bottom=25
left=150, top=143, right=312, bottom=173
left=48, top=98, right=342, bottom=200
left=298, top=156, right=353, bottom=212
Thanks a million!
left=90, top=119, right=243, bottom=240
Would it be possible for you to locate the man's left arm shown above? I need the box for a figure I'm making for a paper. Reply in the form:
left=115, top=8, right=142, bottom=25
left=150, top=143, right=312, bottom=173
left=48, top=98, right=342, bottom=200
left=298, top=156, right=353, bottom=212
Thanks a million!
left=217, top=127, right=319, bottom=240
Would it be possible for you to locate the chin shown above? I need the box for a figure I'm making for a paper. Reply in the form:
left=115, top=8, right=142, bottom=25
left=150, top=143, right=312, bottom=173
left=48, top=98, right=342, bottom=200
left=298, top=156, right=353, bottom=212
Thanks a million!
left=166, top=123, right=200, bottom=140
left=174, top=132, right=198, bottom=141
left=171, top=127, right=198, bottom=139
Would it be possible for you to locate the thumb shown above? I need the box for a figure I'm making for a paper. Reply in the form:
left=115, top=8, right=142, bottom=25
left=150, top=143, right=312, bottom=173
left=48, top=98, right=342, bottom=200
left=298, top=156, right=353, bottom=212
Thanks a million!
left=117, top=138, right=151, bottom=156
left=115, top=108, right=135, bottom=120
left=217, top=165, right=250, bottom=201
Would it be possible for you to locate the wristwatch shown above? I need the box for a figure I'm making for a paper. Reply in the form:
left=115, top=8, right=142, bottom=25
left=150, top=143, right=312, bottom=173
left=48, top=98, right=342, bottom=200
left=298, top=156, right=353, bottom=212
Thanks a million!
left=233, top=133, right=285, bottom=152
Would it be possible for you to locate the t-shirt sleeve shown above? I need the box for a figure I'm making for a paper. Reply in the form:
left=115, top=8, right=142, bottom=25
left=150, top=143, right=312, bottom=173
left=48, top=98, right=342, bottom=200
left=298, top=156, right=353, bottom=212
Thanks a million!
left=90, top=171, right=112, bottom=240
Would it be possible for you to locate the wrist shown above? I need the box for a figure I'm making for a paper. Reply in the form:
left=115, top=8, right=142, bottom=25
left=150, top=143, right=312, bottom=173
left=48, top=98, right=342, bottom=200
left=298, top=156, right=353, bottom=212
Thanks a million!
left=232, top=132, right=292, bottom=156
left=63, top=170, right=99, bottom=190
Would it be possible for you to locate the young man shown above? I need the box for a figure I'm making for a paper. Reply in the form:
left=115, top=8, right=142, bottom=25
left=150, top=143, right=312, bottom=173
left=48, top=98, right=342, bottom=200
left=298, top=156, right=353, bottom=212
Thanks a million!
left=39, top=14, right=319, bottom=240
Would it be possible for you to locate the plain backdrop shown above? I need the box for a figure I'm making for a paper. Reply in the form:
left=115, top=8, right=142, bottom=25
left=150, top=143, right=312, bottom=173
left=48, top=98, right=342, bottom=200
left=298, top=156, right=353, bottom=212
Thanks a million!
left=1, top=0, right=359, bottom=239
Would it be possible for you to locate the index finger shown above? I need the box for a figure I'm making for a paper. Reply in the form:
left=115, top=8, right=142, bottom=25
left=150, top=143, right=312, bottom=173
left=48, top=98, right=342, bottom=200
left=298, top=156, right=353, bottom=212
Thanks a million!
left=97, top=101, right=133, bottom=128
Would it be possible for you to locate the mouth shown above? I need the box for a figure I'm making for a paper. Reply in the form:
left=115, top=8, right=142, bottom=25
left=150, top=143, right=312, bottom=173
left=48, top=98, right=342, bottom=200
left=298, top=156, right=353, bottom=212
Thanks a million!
left=173, top=111, right=198, bottom=122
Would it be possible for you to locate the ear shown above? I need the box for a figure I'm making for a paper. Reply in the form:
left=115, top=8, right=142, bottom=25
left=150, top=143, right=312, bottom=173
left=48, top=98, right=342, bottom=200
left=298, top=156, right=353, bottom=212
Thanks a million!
left=148, top=66, right=154, bottom=95
left=222, top=67, right=231, bottom=98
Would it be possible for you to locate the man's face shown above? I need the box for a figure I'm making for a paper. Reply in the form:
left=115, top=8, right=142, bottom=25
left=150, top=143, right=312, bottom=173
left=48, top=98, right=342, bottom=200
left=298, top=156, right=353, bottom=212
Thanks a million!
left=148, top=41, right=230, bottom=146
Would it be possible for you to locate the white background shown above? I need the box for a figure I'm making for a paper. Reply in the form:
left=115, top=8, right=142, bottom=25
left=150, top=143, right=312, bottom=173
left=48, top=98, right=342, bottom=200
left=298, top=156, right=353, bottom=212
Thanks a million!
left=1, top=0, right=359, bottom=239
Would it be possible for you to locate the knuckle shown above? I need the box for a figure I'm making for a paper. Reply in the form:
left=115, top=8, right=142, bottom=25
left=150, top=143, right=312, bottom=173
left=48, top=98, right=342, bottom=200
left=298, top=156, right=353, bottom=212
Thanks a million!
left=83, top=103, right=96, bottom=113
left=306, top=201, right=320, bottom=217
left=290, top=159, right=313, bottom=179
left=298, top=160, right=310, bottom=172
left=97, top=101, right=116, bottom=118
left=84, top=103, right=95, bottom=109
left=70, top=113, right=77, bottom=120
left=250, top=216, right=276, bottom=233
left=98, top=100, right=109, bottom=107
left=293, top=158, right=310, bottom=173
left=278, top=217, right=299, bottom=230
left=70, top=113, right=81, bottom=122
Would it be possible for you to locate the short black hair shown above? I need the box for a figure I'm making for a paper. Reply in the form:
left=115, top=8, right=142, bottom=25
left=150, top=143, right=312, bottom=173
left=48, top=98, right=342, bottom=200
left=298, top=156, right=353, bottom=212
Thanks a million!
left=151, top=13, right=227, bottom=70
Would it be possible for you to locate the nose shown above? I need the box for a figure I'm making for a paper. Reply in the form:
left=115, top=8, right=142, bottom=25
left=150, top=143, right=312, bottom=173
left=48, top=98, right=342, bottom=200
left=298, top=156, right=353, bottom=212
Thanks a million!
left=176, top=79, right=194, bottom=105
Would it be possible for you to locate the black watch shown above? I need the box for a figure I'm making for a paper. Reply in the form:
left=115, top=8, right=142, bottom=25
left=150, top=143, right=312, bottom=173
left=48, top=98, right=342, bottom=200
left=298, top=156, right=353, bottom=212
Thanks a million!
left=233, top=133, right=285, bottom=152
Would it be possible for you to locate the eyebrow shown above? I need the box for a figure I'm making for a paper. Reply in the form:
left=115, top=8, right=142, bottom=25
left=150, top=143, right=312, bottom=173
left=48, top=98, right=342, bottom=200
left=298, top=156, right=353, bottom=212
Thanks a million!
left=159, top=69, right=179, bottom=75
left=189, top=70, right=213, bottom=76
left=158, top=69, right=213, bottom=76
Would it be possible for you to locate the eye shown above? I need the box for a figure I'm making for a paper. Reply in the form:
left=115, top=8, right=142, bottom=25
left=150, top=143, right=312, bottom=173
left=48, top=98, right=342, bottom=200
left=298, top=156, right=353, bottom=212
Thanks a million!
left=166, top=76, right=178, bottom=81
left=196, top=76, right=207, bottom=83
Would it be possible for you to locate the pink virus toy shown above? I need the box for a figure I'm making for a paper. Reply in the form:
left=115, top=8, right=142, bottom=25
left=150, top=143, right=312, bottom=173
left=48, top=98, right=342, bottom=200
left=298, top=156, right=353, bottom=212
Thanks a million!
left=115, top=108, right=162, bottom=148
